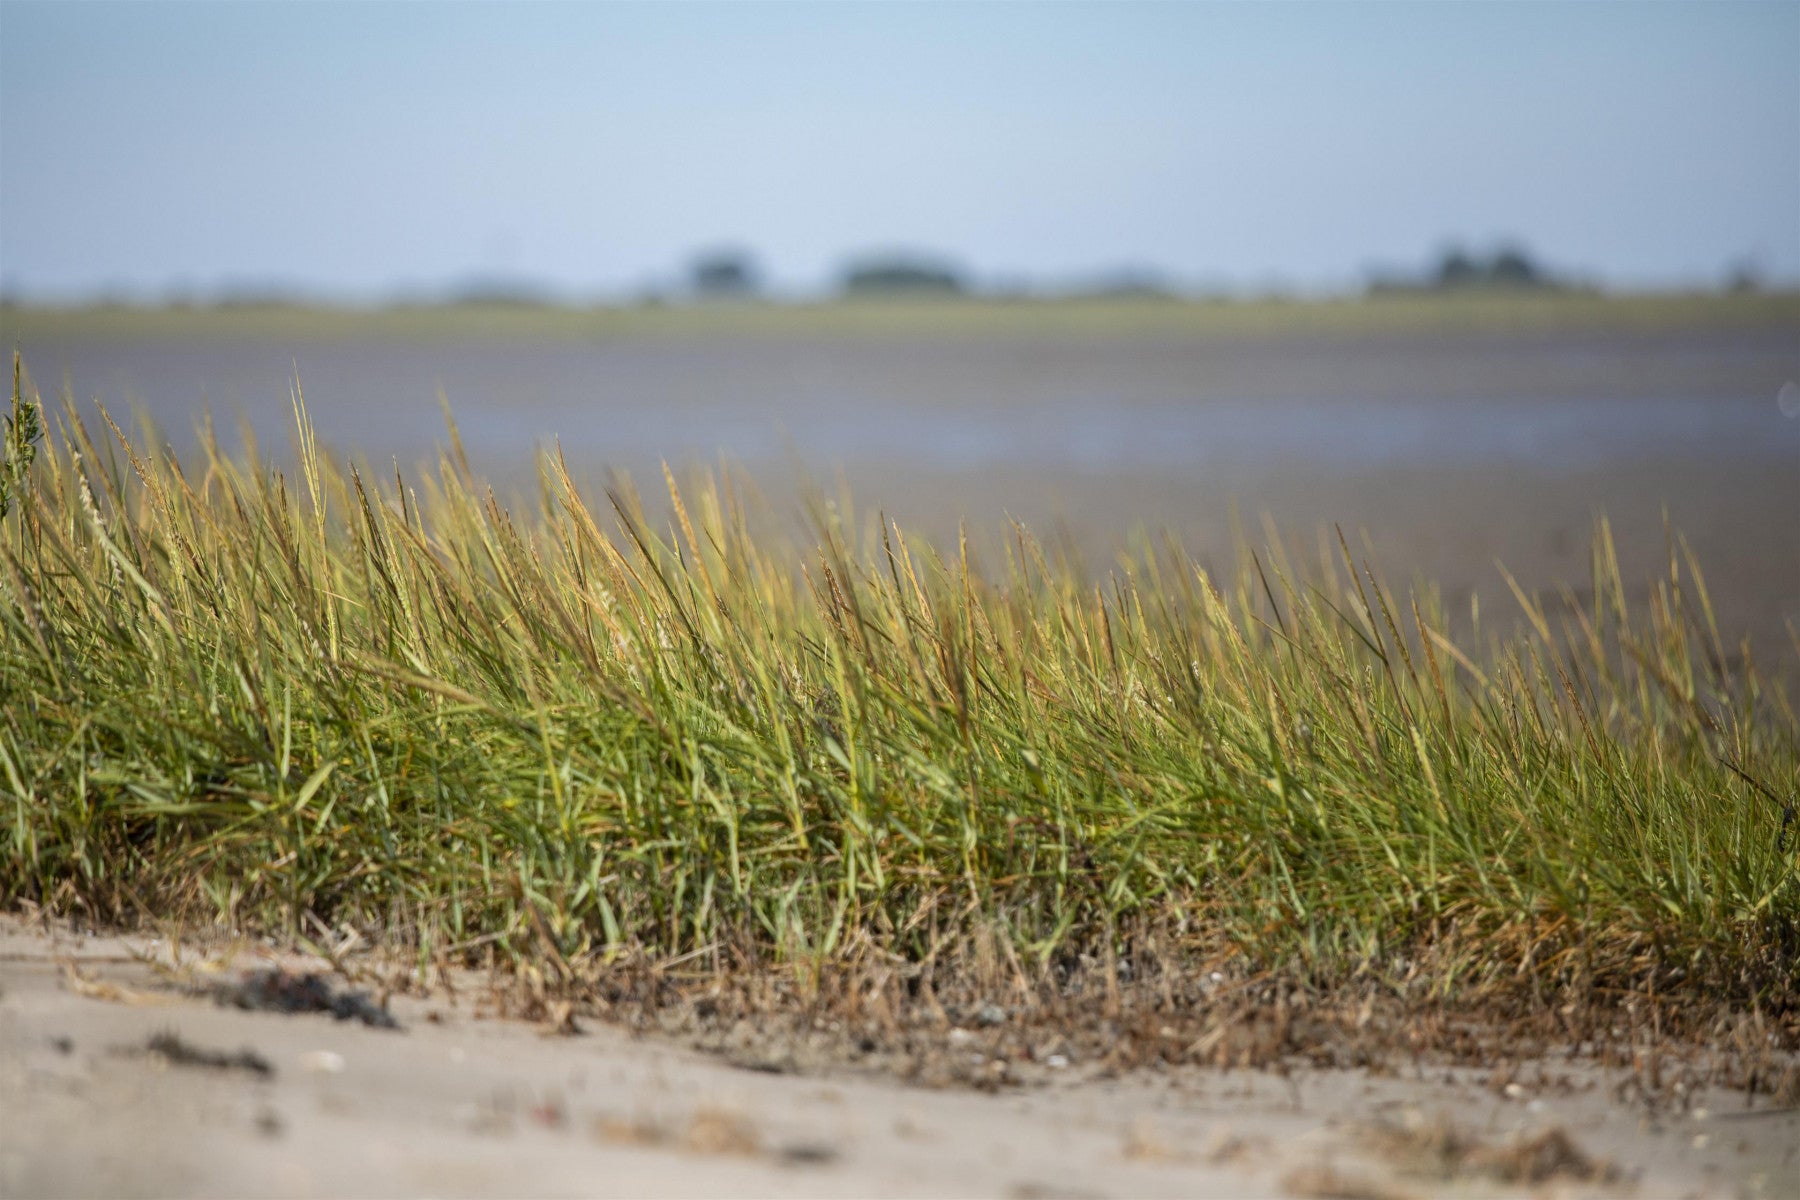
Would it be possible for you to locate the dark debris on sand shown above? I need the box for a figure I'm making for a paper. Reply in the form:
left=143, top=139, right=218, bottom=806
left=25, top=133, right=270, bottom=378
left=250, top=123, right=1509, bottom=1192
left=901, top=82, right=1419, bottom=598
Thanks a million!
left=215, top=968, right=400, bottom=1030
left=144, top=1030, right=274, bottom=1077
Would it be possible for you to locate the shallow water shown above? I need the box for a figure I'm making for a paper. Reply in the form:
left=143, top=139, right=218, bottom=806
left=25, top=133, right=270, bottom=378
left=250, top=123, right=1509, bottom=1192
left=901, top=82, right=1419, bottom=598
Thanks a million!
left=12, top=325, right=1798, bottom=478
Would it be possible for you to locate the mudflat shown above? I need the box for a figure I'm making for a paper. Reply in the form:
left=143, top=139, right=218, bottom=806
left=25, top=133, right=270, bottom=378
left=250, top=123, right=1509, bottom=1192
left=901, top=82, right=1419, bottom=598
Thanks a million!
left=3, top=915, right=1795, bottom=1199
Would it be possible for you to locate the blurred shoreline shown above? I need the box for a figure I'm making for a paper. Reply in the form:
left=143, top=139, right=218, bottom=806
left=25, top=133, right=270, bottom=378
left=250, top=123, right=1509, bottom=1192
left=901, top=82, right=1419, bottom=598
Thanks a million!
left=6, top=290, right=1798, bottom=343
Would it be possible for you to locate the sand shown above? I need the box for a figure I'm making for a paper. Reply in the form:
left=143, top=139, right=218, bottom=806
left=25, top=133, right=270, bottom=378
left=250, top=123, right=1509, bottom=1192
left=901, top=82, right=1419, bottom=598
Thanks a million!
left=3, top=914, right=1795, bottom=1199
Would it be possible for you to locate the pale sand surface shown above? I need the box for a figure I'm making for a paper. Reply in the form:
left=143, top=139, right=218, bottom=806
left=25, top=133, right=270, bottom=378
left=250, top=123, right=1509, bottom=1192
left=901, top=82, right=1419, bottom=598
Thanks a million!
left=3, top=916, right=1795, bottom=1199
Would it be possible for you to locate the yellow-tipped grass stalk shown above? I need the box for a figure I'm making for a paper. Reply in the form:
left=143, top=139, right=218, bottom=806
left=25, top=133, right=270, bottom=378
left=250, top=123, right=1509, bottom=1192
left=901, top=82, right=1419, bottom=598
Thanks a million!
left=1, top=379, right=1795, bottom=1009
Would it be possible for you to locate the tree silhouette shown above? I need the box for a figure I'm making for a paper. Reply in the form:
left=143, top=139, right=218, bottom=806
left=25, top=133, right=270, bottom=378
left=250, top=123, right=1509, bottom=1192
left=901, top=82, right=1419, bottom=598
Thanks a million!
left=840, top=253, right=966, bottom=296
left=690, top=248, right=760, bottom=299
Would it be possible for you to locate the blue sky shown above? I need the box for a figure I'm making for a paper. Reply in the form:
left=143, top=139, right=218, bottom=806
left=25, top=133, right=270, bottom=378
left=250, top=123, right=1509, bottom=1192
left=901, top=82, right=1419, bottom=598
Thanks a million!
left=2, top=1, right=1796, bottom=299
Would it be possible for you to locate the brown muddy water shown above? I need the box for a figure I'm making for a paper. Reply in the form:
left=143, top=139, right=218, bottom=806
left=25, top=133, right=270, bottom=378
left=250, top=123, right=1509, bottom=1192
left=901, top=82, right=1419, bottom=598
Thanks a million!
left=8, top=308, right=1800, bottom=652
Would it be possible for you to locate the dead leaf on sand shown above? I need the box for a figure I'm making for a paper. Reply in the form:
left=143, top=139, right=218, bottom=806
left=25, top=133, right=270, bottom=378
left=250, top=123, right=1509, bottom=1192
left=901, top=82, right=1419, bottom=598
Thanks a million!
left=1281, top=1164, right=1415, bottom=1200
left=593, top=1114, right=668, bottom=1148
left=1007, top=1183, right=1105, bottom=1200
left=593, top=1107, right=761, bottom=1158
left=537, top=998, right=581, bottom=1037
left=682, top=1106, right=761, bottom=1156
left=1358, top=1117, right=1620, bottom=1186
left=1121, top=1116, right=1179, bottom=1162
left=62, top=963, right=174, bottom=1006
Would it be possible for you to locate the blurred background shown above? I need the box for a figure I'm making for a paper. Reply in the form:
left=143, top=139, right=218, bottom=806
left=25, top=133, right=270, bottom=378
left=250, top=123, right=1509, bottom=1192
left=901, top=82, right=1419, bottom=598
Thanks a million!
left=2, top=2, right=1796, bottom=646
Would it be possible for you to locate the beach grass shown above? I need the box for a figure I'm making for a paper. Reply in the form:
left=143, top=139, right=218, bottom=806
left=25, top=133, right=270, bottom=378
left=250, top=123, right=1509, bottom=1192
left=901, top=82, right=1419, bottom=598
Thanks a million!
left=1, top=354, right=1795, bottom=1019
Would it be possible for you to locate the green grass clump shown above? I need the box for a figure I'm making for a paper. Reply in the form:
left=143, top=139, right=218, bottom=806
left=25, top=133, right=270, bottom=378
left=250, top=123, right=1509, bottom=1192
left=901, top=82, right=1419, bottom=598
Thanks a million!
left=1, top=362, right=1795, bottom=1008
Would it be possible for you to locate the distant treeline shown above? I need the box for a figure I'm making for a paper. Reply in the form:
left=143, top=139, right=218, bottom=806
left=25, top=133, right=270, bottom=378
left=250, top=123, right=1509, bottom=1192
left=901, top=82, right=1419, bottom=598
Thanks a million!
left=1, top=242, right=1780, bottom=310
left=1364, top=244, right=1586, bottom=296
left=684, top=247, right=974, bottom=300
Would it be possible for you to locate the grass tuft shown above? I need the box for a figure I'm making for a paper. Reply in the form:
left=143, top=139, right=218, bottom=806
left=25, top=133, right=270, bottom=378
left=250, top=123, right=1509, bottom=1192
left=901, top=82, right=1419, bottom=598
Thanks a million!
left=1, top=366, right=1795, bottom=1023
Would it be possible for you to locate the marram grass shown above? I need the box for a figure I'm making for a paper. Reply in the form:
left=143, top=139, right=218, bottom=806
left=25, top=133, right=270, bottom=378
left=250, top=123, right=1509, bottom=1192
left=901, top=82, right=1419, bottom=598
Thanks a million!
left=1, top=363, right=1795, bottom=1009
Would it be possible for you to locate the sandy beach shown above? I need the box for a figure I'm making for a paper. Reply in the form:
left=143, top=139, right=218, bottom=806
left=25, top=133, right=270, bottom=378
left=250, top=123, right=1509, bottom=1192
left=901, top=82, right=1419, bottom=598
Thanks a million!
left=3, top=914, right=1794, bottom=1199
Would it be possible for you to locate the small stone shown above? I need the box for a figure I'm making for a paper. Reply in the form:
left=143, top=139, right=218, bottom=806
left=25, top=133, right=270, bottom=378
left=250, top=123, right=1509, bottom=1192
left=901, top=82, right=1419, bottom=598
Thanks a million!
left=298, top=1049, right=345, bottom=1074
left=777, top=1141, right=839, bottom=1166
left=976, top=1003, right=1007, bottom=1027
